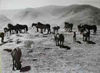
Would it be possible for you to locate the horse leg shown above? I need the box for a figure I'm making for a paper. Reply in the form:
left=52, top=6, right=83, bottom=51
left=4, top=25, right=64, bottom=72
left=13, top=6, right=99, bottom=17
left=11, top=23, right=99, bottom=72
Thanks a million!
left=16, top=60, right=21, bottom=70
left=88, top=36, right=90, bottom=41
left=47, top=29, right=50, bottom=34
left=41, top=29, right=43, bottom=33
left=94, top=29, right=96, bottom=34
left=37, top=28, right=38, bottom=32
left=59, top=41, right=62, bottom=47
left=56, top=40, right=58, bottom=46
left=12, top=59, right=15, bottom=70
left=57, top=40, right=59, bottom=46
left=61, top=41, right=63, bottom=47
left=56, top=41, right=57, bottom=46
left=85, top=37, right=87, bottom=42
left=44, top=28, right=45, bottom=32
left=58, top=40, right=60, bottom=46
left=1, top=37, right=4, bottom=43
left=10, top=30, right=11, bottom=35
left=54, top=30, right=55, bottom=34
left=20, top=30, right=22, bottom=33
left=49, top=29, right=51, bottom=34
left=62, top=41, right=64, bottom=46
left=83, top=36, right=85, bottom=41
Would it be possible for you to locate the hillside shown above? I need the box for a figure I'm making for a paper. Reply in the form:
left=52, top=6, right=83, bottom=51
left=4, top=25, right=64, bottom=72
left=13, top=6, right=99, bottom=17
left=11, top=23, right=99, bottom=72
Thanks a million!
left=0, top=15, right=11, bottom=30
left=0, top=4, right=100, bottom=73
left=0, top=4, right=100, bottom=27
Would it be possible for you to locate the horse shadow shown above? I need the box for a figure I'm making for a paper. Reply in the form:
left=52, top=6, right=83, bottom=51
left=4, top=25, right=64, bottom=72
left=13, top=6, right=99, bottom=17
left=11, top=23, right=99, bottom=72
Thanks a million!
left=86, top=41, right=96, bottom=44
left=60, top=45, right=71, bottom=50
left=20, top=66, right=31, bottom=72
left=75, top=40, right=82, bottom=44
left=3, top=49, right=12, bottom=52
left=0, top=41, right=8, bottom=46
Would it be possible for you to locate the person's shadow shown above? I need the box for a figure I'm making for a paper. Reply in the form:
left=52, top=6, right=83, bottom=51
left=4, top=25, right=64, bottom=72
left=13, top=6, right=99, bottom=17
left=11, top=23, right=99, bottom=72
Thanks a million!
left=20, top=66, right=31, bottom=72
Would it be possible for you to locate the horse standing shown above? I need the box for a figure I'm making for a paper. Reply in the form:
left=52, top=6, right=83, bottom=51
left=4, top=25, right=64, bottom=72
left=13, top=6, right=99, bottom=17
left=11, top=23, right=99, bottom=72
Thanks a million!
left=8, top=23, right=17, bottom=34
left=0, top=32, right=4, bottom=43
left=52, top=26, right=60, bottom=34
left=32, top=23, right=37, bottom=27
left=54, top=33, right=64, bottom=47
left=16, top=24, right=28, bottom=33
left=83, top=29, right=90, bottom=42
left=83, top=24, right=97, bottom=34
left=4, top=27, right=9, bottom=36
left=64, top=22, right=73, bottom=32
left=33, top=22, right=51, bottom=34
left=77, top=24, right=97, bottom=34
left=36, top=22, right=44, bottom=33
left=44, top=24, right=51, bottom=34
left=54, top=33, right=59, bottom=46
left=11, top=48, right=22, bottom=70
left=73, top=32, right=76, bottom=41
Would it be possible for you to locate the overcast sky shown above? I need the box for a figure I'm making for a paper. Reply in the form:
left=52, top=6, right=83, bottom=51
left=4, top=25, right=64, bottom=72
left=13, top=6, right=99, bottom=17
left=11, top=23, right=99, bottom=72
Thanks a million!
left=0, top=0, right=100, bottom=9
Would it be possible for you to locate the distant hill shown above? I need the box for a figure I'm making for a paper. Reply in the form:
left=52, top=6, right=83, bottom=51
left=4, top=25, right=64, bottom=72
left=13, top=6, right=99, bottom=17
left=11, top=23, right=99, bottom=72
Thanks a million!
left=0, top=4, right=100, bottom=27
left=0, top=15, right=11, bottom=30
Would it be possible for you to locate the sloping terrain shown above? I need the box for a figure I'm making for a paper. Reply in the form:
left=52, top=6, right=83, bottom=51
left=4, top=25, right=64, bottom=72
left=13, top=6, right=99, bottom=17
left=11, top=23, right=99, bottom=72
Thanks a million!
left=1, top=27, right=100, bottom=73
left=0, top=4, right=100, bottom=73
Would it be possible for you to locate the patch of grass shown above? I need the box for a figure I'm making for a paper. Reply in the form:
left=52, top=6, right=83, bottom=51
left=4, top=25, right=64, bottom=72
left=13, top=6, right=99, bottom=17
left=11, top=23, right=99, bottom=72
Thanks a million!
left=24, top=40, right=34, bottom=48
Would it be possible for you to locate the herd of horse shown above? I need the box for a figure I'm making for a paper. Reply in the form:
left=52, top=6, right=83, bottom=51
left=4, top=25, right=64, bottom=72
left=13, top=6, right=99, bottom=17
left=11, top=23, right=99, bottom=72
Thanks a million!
left=32, top=22, right=51, bottom=34
left=2, top=21, right=98, bottom=71
left=4, top=23, right=28, bottom=35
left=77, top=24, right=97, bottom=41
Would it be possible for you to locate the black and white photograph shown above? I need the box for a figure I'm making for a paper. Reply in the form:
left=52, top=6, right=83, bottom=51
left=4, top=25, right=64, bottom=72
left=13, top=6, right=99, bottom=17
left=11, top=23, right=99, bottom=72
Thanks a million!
left=0, top=0, right=100, bottom=73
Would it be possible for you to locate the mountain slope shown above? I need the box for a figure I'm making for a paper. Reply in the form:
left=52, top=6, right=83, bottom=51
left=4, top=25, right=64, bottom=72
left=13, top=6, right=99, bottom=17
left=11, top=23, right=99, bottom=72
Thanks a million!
left=0, top=15, right=11, bottom=30
left=0, top=4, right=100, bottom=26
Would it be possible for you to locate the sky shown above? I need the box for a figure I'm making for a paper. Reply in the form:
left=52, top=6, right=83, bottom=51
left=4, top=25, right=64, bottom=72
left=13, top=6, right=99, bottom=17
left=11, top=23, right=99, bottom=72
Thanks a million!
left=0, top=0, right=100, bottom=10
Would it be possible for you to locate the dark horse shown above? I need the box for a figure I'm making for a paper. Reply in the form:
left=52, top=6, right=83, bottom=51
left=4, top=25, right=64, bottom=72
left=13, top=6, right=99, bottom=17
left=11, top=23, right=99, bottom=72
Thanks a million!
left=0, top=32, right=4, bottom=43
left=44, top=24, right=51, bottom=34
left=16, top=24, right=28, bottom=33
left=35, top=22, right=44, bottom=33
left=32, top=22, right=51, bottom=34
left=8, top=23, right=17, bottom=34
left=4, top=27, right=9, bottom=36
left=83, top=29, right=90, bottom=42
left=11, top=48, right=22, bottom=70
left=78, top=24, right=97, bottom=34
left=64, top=22, right=73, bottom=32
left=54, top=33, right=64, bottom=47
left=32, top=23, right=37, bottom=27
left=52, top=26, right=60, bottom=34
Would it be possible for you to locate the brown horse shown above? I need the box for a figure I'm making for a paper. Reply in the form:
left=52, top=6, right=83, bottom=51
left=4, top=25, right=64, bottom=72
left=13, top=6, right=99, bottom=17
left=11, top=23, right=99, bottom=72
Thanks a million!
left=83, top=29, right=90, bottom=42
left=64, top=22, right=73, bottom=32
left=77, top=24, right=97, bottom=34
left=54, top=33, right=64, bottom=47
left=0, top=32, right=4, bottom=43
left=32, top=22, right=51, bottom=34
left=4, top=27, right=10, bottom=36
left=11, top=48, right=22, bottom=70
left=52, top=26, right=60, bottom=34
